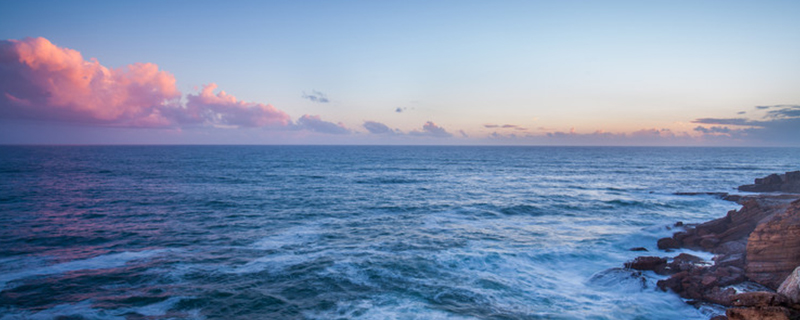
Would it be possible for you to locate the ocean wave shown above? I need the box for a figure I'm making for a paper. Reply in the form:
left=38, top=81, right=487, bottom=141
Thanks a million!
left=0, top=297, right=198, bottom=320
left=0, top=249, right=170, bottom=291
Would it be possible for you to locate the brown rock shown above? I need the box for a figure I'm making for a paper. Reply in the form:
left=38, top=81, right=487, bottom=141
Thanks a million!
left=739, top=171, right=800, bottom=193
left=746, top=200, right=800, bottom=289
left=705, top=286, right=737, bottom=306
left=674, top=253, right=704, bottom=263
left=673, top=231, right=689, bottom=243
left=657, top=237, right=680, bottom=250
left=724, top=194, right=743, bottom=202
left=657, top=271, right=688, bottom=293
left=726, top=306, right=795, bottom=320
left=624, top=256, right=667, bottom=271
left=731, top=292, right=788, bottom=307
left=715, top=253, right=746, bottom=269
left=701, top=236, right=721, bottom=249
left=702, top=275, right=719, bottom=287
left=718, top=266, right=746, bottom=287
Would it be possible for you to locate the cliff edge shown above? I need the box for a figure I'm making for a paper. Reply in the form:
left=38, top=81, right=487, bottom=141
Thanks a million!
left=625, top=172, right=800, bottom=319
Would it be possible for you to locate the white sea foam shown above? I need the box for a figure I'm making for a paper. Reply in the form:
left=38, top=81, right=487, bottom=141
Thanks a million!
left=250, top=223, right=322, bottom=251
left=230, top=223, right=325, bottom=274
left=303, top=296, right=475, bottom=320
left=0, top=249, right=169, bottom=291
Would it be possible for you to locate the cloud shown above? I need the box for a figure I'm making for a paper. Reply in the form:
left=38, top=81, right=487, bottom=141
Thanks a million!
left=485, top=124, right=526, bottom=130
left=534, top=127, right=696, bottom=146
left=693, top=126, right=731, bottom=134
left=0, top=37, right=297, bottom=130
left=184, top=83, right=292, bottom=128
left=363, top=120, right=395, bottom=134
left=631, top=128, right=675, bottom=138
left=410, top=121, right=452, bottom=138
left=301, top=90, right=329, bottom=103
left=297, top=114, right=350, bottom=134
left=0, top=37, right=181, bottom=127
left=691, top=105, right=800, bottom=145
left=395, top=107, right=406, bottom=113
left=764, top=105, right=800, bottom=119
left=459, top=130, right=468, bottom=138
left=692, top=118, right=751, bottom=126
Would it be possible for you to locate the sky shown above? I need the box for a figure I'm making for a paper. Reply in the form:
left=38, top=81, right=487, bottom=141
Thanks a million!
left=1, top=0, right=799, bottom=146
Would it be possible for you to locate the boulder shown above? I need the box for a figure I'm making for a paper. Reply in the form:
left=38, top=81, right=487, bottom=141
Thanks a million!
left=727, top=306, right=795, bottom=320
left=657, top=237, right=680, bottom=250
left=624, top=256, right=667, bottom=271
left=730, top=292, right=788, bottom=307
left=777, top=266, right=800, bottom=305
left=746, top=200, right=800, bottom=289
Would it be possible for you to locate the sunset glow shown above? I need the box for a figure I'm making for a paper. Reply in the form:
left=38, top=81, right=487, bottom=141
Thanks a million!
left=1, top=1, right=799, bottom=145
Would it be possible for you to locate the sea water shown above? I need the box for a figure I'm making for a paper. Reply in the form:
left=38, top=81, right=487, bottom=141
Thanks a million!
left=1, top=146, right=799, bottom=319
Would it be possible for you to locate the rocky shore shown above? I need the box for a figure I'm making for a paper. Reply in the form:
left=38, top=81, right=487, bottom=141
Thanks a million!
left=625, top=171, right=800, bottom=320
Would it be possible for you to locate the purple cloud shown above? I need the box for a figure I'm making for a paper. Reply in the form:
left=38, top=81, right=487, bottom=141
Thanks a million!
left=297, top=114, right=350, bottom=134
left=185, top=83, right=292, bottom=128
left=302, top=90, right=329, bottom=103
left=410, top=121, right=452, bottom=138
left=363, top=120, right=395, bottom=134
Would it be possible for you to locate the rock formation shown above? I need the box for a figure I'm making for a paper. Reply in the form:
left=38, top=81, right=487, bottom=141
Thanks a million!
left=622, top=172, right=800, bottom=319
left=739, top=171, right=800, bottom=193
left=746, top=200, right=800, bottom=289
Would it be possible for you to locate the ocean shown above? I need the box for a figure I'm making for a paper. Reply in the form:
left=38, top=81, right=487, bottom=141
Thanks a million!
left=1, top=146, right=799, bottom=319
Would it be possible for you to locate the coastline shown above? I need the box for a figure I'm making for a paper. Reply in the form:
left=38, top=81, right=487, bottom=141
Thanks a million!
left=624, top=171, right=800, bottom=319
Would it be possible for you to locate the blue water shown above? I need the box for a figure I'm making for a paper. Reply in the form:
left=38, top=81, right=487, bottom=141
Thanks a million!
left=1, top=146, right=799, bottom=319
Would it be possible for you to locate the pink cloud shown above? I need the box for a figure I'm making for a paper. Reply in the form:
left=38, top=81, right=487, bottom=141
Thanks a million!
left=0, top=37, right=180, bottom=127
left=184, top=83, right=292, bottom=128
left=0, top=37, right=295, bottom=130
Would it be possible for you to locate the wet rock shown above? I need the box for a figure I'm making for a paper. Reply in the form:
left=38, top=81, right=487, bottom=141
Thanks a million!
left=624, top=256, right=667, bottom=271
left=588, top=268, right=648, bottom=290
left=675, top=192, right=730, bottom=198
left=668, top=253, right=705, bottom=273
left=657, top=237, right=680, bottom=250
left=629, top=247, right=648, bottom=252
left=626, top=173, right=800, bottom=316
left=710, top=315, right=728, bottom=320
left=718, top=266, right=746, bottom=287
left=777, top=266, right=800, bottom=305
left=705, top=286, right=737, bottom=306
left=724, top=194, right=743, bottom=203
